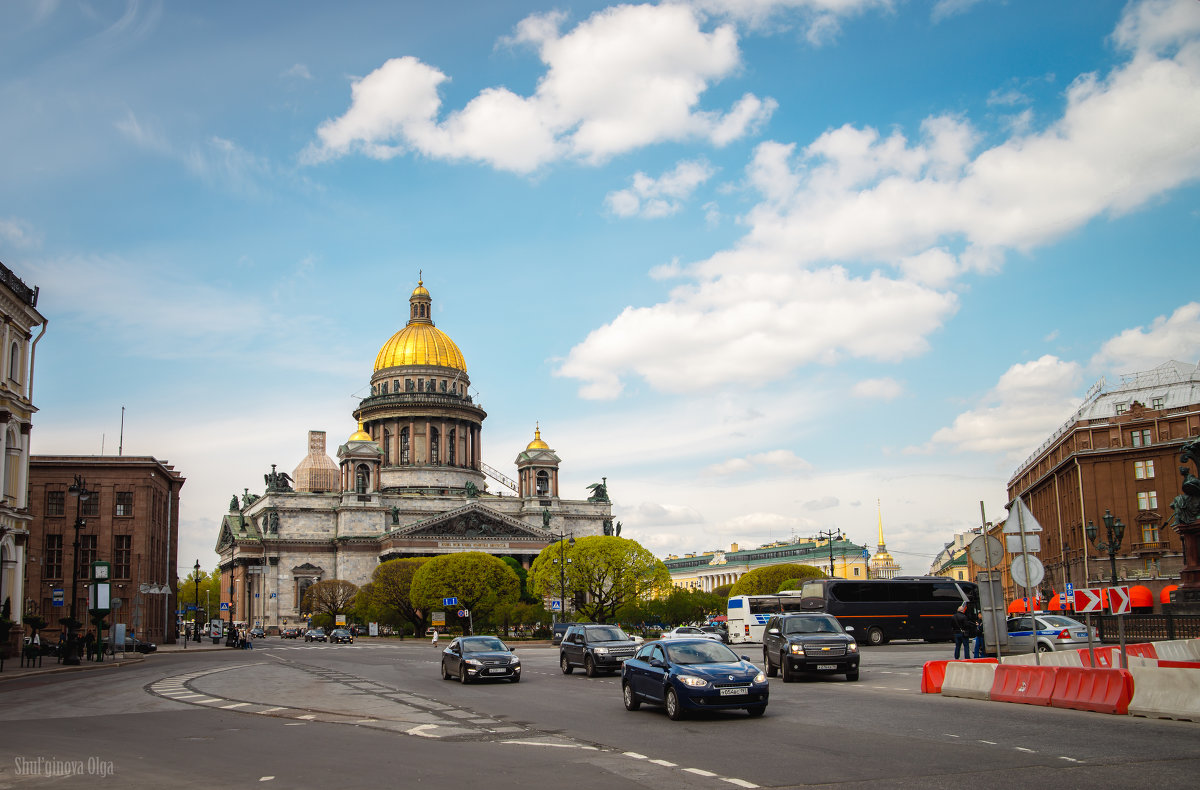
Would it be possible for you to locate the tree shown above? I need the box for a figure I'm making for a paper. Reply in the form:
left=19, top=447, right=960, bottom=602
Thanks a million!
left=178, top=567, right=222, bottom=623
left=367, top=558, right=431, bottom=634
left=302, top=579, right=360, bottom=618
left=409, top=553, right=520, bottom=634
left=500, top=556, right=536, bottom=603
left=531, top=536, right=670, bottom=624
left=712, top=583, right=734, bottom=599
left=729, top=564, right=825, bottom=597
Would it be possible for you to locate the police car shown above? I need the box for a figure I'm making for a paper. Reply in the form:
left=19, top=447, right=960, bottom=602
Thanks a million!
left=1006, top=615, right=1096, bottom=653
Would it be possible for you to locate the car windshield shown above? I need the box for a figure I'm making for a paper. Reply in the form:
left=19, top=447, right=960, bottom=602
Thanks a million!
left=463, top=637, right=506, bottom=653
left=1039, top=616, right=1084, bottom=629
left=588, top=627, right=628, bottom=641
left=783, top=616, right=842, bottom=635
left=665, top=641, right=741, bottom=665
left=311, top=628, right=324, bottom=634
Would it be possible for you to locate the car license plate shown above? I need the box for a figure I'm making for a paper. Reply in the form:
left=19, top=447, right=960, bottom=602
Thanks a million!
left=816, top=664, right=837, bottom=670
left=719, top=687, right=748, bottom=696
left=488, top=668, right=508, bottom=674
left=1074, top=632, right=1086, bottom=638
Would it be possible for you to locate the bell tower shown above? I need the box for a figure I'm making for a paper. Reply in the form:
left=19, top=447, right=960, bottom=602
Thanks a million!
left=515, top=425, right=560, bottom=502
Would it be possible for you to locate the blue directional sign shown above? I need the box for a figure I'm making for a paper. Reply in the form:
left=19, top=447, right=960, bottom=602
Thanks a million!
left=52, top=588, right=64, bottom=607
left=443, top=597, right=458, bottom=606
left=862, top=548, right=870, bottom=558
left=1066, top=582, right=1074, bottom=597
left=186, top=605, right=196, bottom=612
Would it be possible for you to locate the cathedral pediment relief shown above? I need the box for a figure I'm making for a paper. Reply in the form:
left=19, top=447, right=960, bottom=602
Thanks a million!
left=292, top=562, right=326, bottom=575
left=397, top=504, right=550, bottom=541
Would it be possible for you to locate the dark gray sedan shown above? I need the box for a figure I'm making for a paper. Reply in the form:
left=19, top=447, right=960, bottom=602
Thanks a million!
left=441, top=636, right=521, bottom=683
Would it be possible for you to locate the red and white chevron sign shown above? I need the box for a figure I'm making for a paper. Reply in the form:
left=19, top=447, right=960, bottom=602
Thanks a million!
left=1074, top=587, right=1104, bottom=613
left=1108, top=585, right=1131, bottom=615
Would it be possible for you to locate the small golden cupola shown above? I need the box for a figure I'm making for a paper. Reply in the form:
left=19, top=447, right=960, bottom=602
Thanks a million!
left=515, top=423, right=561, bottom=500
left=373, top=278, right=467, bottom=373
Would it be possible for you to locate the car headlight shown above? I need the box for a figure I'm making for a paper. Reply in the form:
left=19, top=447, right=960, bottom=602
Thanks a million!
left=678, top=675, right=708, bottom=688
left=465, top=659, right=483, bottom=666
left=593, top=647, right=609, bottom=655
left=847, top=643, right=858, bottom=652
left=753, top=671, right=766, bottom=683
left=789, top=643, right=806, bottom=655
left=509, top=656, right=521, bottom=665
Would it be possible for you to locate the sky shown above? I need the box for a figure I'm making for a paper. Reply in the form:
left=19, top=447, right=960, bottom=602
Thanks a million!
left=3, top=0, right=1200, bottom=584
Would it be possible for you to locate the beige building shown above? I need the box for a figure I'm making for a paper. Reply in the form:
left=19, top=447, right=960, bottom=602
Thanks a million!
left=666, top=537, right=870, bottom=592
left=215, top=281, right=613, bottom=630
left=0, top=261, right=45, bottom=644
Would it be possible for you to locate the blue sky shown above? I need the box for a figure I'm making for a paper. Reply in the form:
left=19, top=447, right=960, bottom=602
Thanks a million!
left=4, top=0, right=1200, bottom=582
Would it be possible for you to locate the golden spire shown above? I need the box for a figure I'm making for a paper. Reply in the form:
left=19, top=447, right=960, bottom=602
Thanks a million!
left=349, top=420, right=371, bottom=442
left=877, top=499, right=885, bottom=548
left=526, top=422, right=550, bottom=450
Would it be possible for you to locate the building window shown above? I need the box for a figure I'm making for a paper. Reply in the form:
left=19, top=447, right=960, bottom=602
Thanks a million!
left=1151, top=397, right=1164, bottom=410
left=114, top=535, right=132, bottom=578
left=79, top=535, right=97, bottom=576
left=45, top=534, right=63, bottom=578
left=400, top=427, right=410, bottom=464
left=430, top=427, right=440, bottom=465
left=853, top=567, right=861, bottom=577
left=1141, top=524, right=1160, bottom=544
left=536, top=470, right=549, bottom=497
left=115, top=491, right=133, bottom=517
left=1130, top=429, right=1152, bottom=447
left=46, top=490, right=65, bottom=516
left=82, top=493, right=99, bottom=517
left=448, top=428, right=456, bottom=465
left=8, top=341, right=18, bottom=381
left=382, top=430, right=391, bottom=464
left=1115, top=403, right=1127, bottom=415
left=1134, top=460, right=1155, bottom=479
left=1137, top=491, right=1158, bottom=510
left=355, top=464, right=369, bottom=494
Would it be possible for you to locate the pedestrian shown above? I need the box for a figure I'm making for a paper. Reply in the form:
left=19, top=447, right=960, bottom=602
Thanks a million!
left=952, top=604, right=971, bottom=660
left=83, top=630, right=96, bottom=661
left=972, top=611, right=985, bottom=658
left=431, top=628, right=439, bottom=648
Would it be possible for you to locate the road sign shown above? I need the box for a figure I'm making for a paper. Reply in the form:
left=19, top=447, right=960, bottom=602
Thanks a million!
left=220, top=602, right=230, bottom=611
left=1010, top=554, right=1044, bottom=588
left=443, top=597, right=458, bottom=606
left=1066, top=582, right=1074, bottom=597
left=1005, top=534, right=1040, bottom=553
left=968, top=535, right=1004, bottom=568
left=1003, top=498, right=1043, bottom=532
left=186, top=605, right=196, bottom=612
left=52, top=588, right=64, bottom=607
left=457, top=609, right=467, bottom=617
left=1074, top=588, right=1104, bottom=613
left=550, top=600, right=562, bottom=611
left=432, top=611, right=445, bottom=626
left=1109, top=586, right=1132, bottom=615
left=861, top=548, right=870, bottom=559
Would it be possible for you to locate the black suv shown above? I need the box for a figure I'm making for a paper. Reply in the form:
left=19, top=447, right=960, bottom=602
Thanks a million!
left=559, top=624, right=639, bottom=677
left=762, top=613, right=859, bottom=682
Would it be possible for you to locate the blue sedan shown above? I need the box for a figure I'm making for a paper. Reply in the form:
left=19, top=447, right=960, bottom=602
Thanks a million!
left=621, top=638, right=768, bottom=720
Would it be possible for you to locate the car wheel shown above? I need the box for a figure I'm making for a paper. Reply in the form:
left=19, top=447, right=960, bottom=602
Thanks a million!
left=764, top=649, right=778, bottom=677
left=746, top=705, right=766, bottom=717
left=846, top=670, right=860, bottom=681
left=1037, top=643, right=1051, bottom=653
left=441, top=661, right=452, bottom=680
left=584, top=656, right=597, bottom=678
left=459, top=665, right=470, bottom=684
left=560, top=654, right=573, bottom=674
left=623, top=682, right=641, bottom=711
left=866, top=627, right=886, bottom=646
left=781, top=653, right=794, bottom=683
left=665, top=688, right=685, bottom=721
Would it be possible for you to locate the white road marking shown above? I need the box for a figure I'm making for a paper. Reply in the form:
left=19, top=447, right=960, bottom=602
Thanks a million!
left=259, top=777, right=274, bottom=782
left=1059, top=757, right=1081, bottom=763
left=1015, top=747, right=1036, bottom=753
left=624, top=752, right=647, bottom=759
left=297, top=714, right=316, bottom=720
left=649, top=759, right=677, bottom=767
left=407, top=724, right=441, bottom=738
left=979, top=740, right=997, bottom=745
left=221, top=703, right=250, bottom=709
left=722, top=779, right=759, bottom=788
left=258, top=707, right=284, bottom=714
left=684, top=768, right=719, bottom=777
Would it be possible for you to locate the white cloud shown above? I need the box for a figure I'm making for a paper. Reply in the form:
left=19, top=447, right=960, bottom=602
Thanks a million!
left=283, top=63, right=312, bottom=80
left=0, top=217, right=41, bottom=249
left=559, top=1, right=1200, bottom=398
left=704, top=449, right=813, bottom=476
left=606, top=159, right=716, bottom=218
left=803, top=495, right=839, bottom=511
left=1092, top=302, right=1200, bottom=372
left=851, top=377, right=903, bottom=400
left=306, top=4, right=775, bottom=172
left=931, top=0, right=983, bottom=23
left=928, top=355, right=1083, bottom=456
left=688, top=0, right=894, bottom=44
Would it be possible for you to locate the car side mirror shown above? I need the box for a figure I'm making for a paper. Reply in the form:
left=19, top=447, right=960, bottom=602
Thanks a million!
left=844, top=626, right=854, bottom=632
left=766, top=628, right=780, bottom=635
left=649, top=657, right=666, bottom=668
left=741, top=655, right=753, bottom=662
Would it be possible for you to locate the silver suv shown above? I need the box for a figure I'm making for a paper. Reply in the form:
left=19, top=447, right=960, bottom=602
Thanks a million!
left=559, top=624, right=638, bottom=677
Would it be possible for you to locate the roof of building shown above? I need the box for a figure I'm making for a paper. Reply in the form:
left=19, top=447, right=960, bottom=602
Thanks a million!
left=664, top=537, right=866, bottom=572
left=374, top=281, right=467, bottom=372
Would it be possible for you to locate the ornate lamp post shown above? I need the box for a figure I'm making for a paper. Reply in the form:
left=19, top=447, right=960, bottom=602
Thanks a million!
left=1086, top=508, right=1127, bottom=667
left=227, top=578, right=236, bottom=646
left=1085, top=509, right=1126, bottom=588
left=552, top=529, right=574, bottom=624
left=63, top=476, right=90, bottom=666
left=193, top=559, right=201, bottom=644
left=813, top=528, right=844, bottom=578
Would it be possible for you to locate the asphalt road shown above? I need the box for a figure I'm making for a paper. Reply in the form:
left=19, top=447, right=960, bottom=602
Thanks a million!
left=1, top=639, right=1198, bottom=789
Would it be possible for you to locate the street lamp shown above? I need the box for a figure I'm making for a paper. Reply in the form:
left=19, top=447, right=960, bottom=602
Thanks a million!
left=193, top=560, right=201, bottom=644
left=227, top=578, right=236, bottom=646
left=551, top=529, right=574, bottom=624
left=1085, top=509, right=1126, bottom=588
left=63, top=475, right=90, bottom=666
left=813, top=528, right=844, bottom=578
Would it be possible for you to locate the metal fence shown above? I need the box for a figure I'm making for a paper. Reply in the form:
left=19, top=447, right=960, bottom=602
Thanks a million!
left=1096, top=613, right=1200, bottom=642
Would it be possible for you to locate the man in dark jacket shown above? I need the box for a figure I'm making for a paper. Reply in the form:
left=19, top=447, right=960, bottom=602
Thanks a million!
left=952, top=604, right=971, bottom=659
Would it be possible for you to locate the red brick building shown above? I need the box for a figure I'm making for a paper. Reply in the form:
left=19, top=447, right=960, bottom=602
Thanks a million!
left=26, top=456, right=185, bottom=643
left=1006, top=361, right=1200, bottom=609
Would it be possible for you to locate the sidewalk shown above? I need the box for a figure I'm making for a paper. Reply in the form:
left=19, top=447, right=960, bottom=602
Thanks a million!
left=0, top=639, right=234, bottom=681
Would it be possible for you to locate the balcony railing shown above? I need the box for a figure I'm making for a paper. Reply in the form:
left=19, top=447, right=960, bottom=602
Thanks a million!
left=1131, top=540, right=1168, bottom=554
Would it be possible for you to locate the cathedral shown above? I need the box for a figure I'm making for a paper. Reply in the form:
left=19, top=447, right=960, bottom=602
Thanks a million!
left=214, top=280, right=613, bottom=631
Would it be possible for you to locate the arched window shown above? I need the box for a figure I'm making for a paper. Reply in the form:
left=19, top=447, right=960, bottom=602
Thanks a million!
left=536, top=470, right=549, bottom=497
left=430, top=428, right=440, bottom=465
left=355, top=464, right=370, bottom=494
left=400, top=427, right=409, bottom=464
left=448, top=429, right=456, bottom=466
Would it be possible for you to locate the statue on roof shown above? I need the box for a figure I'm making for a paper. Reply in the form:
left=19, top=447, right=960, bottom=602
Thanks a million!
left=230, top=495, right=240, bottom=512
left=587, top=478, right=609, bottom=503
left=264, top=465, right=294, bottom=493
left=542, top=508, right=551, bottom=528
left=242, top=488, right=259, bottom=508
left=465, top=481, right=478, bottom=499
left=615, top=521, right=622, bottom=537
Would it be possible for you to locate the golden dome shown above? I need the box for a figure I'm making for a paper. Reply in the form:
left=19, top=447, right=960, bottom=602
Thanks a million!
left=348, top=421, right=372, bottom=442
left=373, top=279, right=467, bottom=372
left=526, top=425, right=550, bottom=450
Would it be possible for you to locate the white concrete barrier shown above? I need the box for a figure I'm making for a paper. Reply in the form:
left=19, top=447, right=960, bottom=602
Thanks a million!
left=940, top=662, right=997, bottom=700
left=1128, top=666, right=1200, bottom=722
left=1002, top=650, right=1084, bottom=667
left=1153, top=639, right=1200, bottom=662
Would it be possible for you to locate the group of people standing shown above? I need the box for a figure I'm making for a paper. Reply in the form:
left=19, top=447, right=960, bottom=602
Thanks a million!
left=952, top=603, right=985, bottom=659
